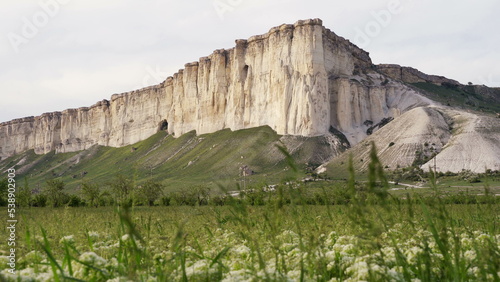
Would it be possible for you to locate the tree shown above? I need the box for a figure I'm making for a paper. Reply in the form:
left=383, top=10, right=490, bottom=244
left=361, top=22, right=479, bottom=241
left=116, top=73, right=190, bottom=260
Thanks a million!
left=192, top=186, right=210, bottom=206
left=140, top=180, right=164, bottom=206
left=81, top=181, right=100, bottom=207
left=17, top=178, right=32, bottom=207
left=110, top=174, right=134, bottom=206
left=99, top=191, right=114, bottom=206
left=0, top=178, right=7, bottom=206
left=45, top=179, right=68, bottom=207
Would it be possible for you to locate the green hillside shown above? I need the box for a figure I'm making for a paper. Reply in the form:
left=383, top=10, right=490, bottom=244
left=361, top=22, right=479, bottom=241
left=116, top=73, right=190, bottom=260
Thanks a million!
left=0, top=126, right=344, bottom=193
left=411, top=82, right=500, bottom=114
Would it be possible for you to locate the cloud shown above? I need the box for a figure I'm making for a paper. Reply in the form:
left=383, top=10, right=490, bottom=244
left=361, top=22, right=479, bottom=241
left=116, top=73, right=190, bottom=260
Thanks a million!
left=1, top=0, right=499, bottom=123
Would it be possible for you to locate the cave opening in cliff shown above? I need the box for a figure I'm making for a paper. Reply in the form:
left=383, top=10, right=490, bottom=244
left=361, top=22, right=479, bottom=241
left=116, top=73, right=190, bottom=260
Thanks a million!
left=158, top=120, right=168, bottom=132
left=242, top=65, right=249, bottom=81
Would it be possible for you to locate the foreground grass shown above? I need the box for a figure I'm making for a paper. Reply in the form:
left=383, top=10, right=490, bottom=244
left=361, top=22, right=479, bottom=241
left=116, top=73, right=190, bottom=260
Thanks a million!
left=1, top=199, right=499, bottom=281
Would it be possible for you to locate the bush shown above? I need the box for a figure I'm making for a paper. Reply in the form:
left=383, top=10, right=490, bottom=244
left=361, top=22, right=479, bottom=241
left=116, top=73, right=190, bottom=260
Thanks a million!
left=169, top=186, right=210, bottom=206
left=242, top=189, right=266, bottom=206
left=161, top=195, right=171, bottom=206
left=31, top=194, right=47, bottom=207
left=210, top=195, right=228, bottom=206
left=45, top=179, right=69, bottom=207
left=0, top=178, right=7, bottom=206
left=109, top=174, right=134, bottom=206
left=81, top=181, right=101, bottom=207
left=17, top=179, right=32, bottom=207
left=99, top=192, right=114, bottom=206
left=458, top=169, right=481, bottom=183
left=68, top=195, right=84, bottom=207
left=136, top=180, right=164, bottom=206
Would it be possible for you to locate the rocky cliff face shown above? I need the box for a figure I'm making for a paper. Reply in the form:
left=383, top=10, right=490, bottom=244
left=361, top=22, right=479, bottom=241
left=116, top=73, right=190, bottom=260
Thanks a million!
left=0, top=85, right=168, bottom=158
left=0, top=19, right=445, bottom=160
left=376, top=64, right=460, bottom=86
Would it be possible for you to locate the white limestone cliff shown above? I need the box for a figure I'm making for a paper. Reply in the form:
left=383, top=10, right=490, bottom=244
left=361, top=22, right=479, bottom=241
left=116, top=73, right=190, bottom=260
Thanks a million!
left=0, top=19, right=441, bottom=161
left=0, top=85, right=169, bottom=158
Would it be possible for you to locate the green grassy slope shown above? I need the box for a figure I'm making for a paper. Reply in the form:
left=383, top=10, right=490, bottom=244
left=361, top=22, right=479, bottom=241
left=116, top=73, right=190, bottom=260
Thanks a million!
left=411, top=82, right=500, bottom=114
left=0, top=126, right=344, bottom=193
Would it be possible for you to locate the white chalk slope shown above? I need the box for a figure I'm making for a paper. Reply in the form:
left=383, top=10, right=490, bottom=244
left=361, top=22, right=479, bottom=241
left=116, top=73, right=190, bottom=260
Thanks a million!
left=324, top=106, right=500, bottom=173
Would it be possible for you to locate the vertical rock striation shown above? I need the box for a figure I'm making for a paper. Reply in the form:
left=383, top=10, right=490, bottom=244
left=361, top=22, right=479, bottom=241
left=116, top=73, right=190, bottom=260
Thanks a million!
left=0, top=19, right=431, bottom=160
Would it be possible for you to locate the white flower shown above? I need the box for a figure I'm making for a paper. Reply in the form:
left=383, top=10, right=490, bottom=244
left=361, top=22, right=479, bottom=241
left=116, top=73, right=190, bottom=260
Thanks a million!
left=286, top=269, right=302, bottom=280
left=184, top=259, right=219, bottom=279
left=23, top=251, right=44, bottom=263
left=463, top=250, right=476, bottom=262
left=221, top=269, right=252, bottom=282
left=325, top=231, right=338, bottom=247
left=387, top=267, right=404, bottom=280
left=59, top=235, right=75, bottom=245
left=476, top=233, right=492, bottom=244
left=105, top=277, right=134, bottom=282
left=88, top=231, right=100, bottom=240
left=405, top=246, right=423, bottom=264
left=0, top=256, right=10, bottom=265
left=467, top=266, right=480, bottom=277
left=79, top=252, right=107, bottom=267
left=461, top=237, right=473, bottom=248
left=346, top=259, right=370, bottom=281
left=380, top=247, right=396, bottom=264
left=232, top=245, right=251, bottom=258
left=325, top=250, right=337, bottom=261
left=333, top=243, right=356, bottom=255
left=35, top=272, right=54, bottom=282
left=19, top=267, right=36, bottom=277
left=280, top=242, right=297, bottom=252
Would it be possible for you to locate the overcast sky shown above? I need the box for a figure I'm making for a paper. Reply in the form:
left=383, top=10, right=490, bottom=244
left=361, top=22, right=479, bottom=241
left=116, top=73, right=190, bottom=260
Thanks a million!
left=1, top=0, right=499, bottom=123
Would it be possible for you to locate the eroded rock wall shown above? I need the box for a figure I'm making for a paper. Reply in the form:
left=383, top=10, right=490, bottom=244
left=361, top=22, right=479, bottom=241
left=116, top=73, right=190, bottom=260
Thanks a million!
left=376, top=64, right=460, bottom=86
left=166, top=19, right=331, bottom=137
left=0, top=19, right=434, bottom=160
left=328, top=76, right=433, bottom=144
left=0, top=85, right=168, bottom=158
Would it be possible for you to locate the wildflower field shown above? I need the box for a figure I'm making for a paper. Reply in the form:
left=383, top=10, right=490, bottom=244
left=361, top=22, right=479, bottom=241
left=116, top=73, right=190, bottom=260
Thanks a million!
left=1, top=190, right=500, bottom=281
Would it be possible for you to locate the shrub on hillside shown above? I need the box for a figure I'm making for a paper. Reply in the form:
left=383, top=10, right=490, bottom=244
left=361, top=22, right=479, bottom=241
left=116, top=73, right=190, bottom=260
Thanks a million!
left=459, top=169, right=481, bottom=183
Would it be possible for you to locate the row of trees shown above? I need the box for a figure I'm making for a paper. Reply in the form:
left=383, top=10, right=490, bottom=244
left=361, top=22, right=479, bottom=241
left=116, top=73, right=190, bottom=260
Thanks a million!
left=80, top=175, right=165, bottom=207
left=389, top=164, right=500, bottom=184
left=0, top=175, right=166, bottom=208
left=2, top=167, right=499, bottom=208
